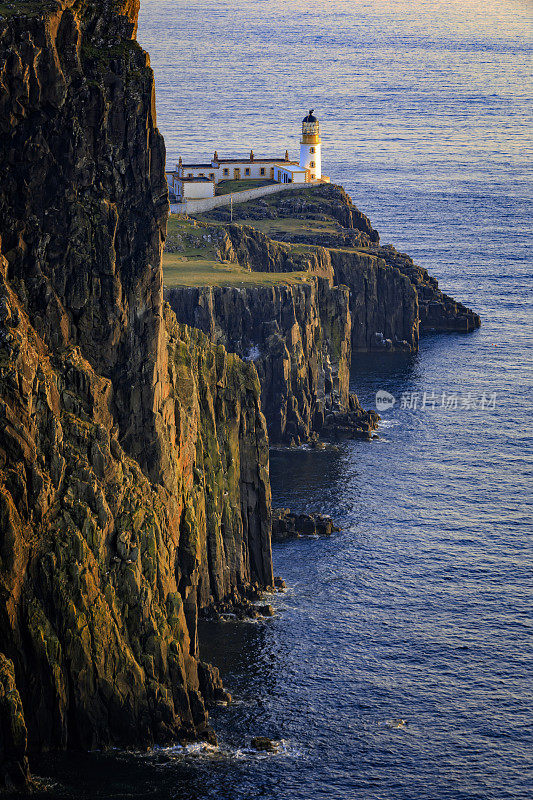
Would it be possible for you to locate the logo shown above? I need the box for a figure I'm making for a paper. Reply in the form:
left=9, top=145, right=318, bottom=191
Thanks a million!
left=375, top=390, right=396, bottom=412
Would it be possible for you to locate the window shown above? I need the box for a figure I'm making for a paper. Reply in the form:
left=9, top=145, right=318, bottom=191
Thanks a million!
left=245, top=168, right=250, bottom=176
left=209, top=173, right=215, bottom=179
left=310, top=147, right=315, bottom=154
left=223, top=168, right=229, bottom=176
left=187, top=173, right=193, bottom=177
left=260, top=167, right=265, bottom=176
left=199, top=173, right=205, bottom=177
left=310, top=161, right=315, bottom=168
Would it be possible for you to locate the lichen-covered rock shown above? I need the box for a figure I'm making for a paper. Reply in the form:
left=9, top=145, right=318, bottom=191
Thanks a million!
left=0, top=266, right=272, bottom=765
left=0, top=0, right=272, bottom=788
left=164, top=312, right=273, bottom=608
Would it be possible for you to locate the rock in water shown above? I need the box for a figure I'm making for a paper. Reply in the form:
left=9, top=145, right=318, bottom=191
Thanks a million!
left=271, top=509, right=339, bottom=541
left=197, top=662, right=232, bottom=708
left=251, top=736, right=279, bottom=753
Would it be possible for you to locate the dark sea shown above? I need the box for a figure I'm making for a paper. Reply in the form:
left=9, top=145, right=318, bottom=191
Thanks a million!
left=33, top=1, right=533, bottom=798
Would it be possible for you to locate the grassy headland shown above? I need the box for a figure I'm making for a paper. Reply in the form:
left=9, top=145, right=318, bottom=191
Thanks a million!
left=215, top=179, right=276, bottom=196
left=162, top=253, right=310, bottom=288
left=163, top=215, right=313, bottom=287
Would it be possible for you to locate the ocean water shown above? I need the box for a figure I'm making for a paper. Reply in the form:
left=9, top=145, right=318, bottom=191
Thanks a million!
left=33, top=1, right=532, bottom=798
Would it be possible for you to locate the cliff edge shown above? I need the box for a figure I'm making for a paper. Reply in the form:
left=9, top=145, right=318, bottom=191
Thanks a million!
left=0, top=0, right=272, bottom=790
left=199, top=183, right=481, bottom=350
left=167, top=278, right=378, bottom=445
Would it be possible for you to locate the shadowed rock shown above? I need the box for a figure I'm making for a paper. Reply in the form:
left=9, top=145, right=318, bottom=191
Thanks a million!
left=0, top=0, right=272, bottom=787
left=271, top=508, right=340, bottom=541
left=166, top=279, right=379, bottom=444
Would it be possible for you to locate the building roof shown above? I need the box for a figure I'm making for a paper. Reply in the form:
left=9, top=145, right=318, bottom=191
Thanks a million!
left=179, top=176, right=213, bottom=182
left=303, top=109, right=318, bottom=123
left=180, top=163, right=214, bottom=168
left=274, top=164, right=308, bottom=173
left=216, top=157, right=284, bottom=164
left=179, top=156, right=299, bottom=167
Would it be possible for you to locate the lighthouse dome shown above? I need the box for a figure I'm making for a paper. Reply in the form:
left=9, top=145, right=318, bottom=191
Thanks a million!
left=303, top=109, right=318, bottom=123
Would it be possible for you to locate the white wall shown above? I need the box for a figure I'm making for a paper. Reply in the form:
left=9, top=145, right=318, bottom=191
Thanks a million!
left=183, top=182, right=214, bottom=199
left=299, top=142, right=322, bottom=180
left=274, top=166, right=307, bottom=184
left=169, top=180, right=306, bottom=215
left=216, top=162, right=277, bottom=181
left=180, top=165, right=218, bottom=181
left=292, top=170, right=307, bottom=184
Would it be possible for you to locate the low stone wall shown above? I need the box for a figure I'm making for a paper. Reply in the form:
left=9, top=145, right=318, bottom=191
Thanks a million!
left=170, top=181, right=305, bottom=215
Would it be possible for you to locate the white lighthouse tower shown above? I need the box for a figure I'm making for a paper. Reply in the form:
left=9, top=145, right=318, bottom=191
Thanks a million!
left=299, top=109, right=322, bottom=181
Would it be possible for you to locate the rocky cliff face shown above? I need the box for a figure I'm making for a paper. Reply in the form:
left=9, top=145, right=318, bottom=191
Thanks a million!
left=0, top=654, right=28, bottom=792
left=0, top=0, right=168, bottom=479
left=166, top=279, right=378, bottom=445
left=328, top=248, right=420, bottom=351
left=0, top=0, right=272, bottom=789
left=223, top=224, right=334, bottom=280
left=225, top=222, right=421, bottom=354
left=368, top=245, right=481, bottom=333
left=199, top=184, right=480, bottom=348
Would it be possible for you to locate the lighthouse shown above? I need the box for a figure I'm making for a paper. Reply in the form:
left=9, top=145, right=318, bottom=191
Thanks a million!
left=169, top=110, right=330, bottom=207
left=299, top=109, right=322, bottom=180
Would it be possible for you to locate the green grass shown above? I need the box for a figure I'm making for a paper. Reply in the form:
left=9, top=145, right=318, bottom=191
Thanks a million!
left=163, top=212, right=324, bottom=287
left=163, top=253, right=311, bottom=288
left=215, top=179, right=276, bottom=196
left=233, top=217, right=345, bottom=239
left=236, top=185, right=320, bottom=206
left=165, top=216, right=220, bottom=259
left=167, top=216, right=211, bottom=241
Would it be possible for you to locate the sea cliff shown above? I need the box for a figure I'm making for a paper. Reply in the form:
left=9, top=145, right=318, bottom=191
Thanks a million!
left=0, top=0, right=481, bottom=790
left=163, top=186, right=479, bottom=444
left=199, top=184, right=480, bottom=351
left=0, top=0, right=271, bottom=790
left=166, top=279, right=378, bottom=445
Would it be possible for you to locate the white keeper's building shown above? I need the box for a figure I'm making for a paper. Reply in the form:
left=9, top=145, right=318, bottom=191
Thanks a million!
left=167, top=111, right=328, bottom=201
